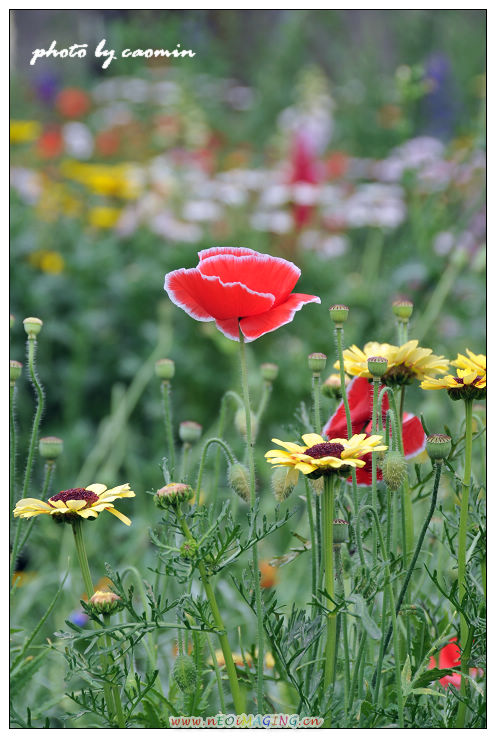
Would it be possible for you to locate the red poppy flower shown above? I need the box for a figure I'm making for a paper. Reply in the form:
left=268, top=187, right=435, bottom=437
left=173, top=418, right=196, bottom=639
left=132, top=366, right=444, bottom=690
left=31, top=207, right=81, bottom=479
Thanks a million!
left=164, top=247, right=320, bottom=342
left=56, top=88, right=91, bottom=118
left=323, top=376, right=425, bottom=485
left=428, top=637, right=483, bottom=689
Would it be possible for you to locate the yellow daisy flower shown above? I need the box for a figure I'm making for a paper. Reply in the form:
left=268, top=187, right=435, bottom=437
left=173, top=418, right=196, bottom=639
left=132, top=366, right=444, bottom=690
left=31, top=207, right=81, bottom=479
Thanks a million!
left=13, top=483, right=135, bottom=526
left=335, top=339, right=449, bottom=386
left=421, top=350, right=486, bottom=401
left=265, top=433, right=387, bottom=480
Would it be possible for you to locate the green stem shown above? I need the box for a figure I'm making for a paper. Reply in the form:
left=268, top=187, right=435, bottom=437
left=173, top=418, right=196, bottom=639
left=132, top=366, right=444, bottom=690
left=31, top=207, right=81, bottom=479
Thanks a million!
left=176, top=511, right=244, bottom=714
left=21, top=336, right=45, bottom=501
left=256, top=381, right=272, bottom=427
left=322, top=476, right=336, bottom=727
left=17, top=461, right=55, bottom=555
left=180, top=443, right=191, bottom=482
left=160, top=380, right=176, bottom=477
left=335, top=546, right=350, bottom=722
left=206, top=633, right=226, bottom=714
left=238, top=329, right=264, bottom=710
left=334, top=326, right=365, bottom=566
left=213, top=391, right=243, bottom=495
left=10, top=383, right=17, bottom=514
left=195, top=437, right=235, bottom=504
left=456, top=399, right=473, bottom=728
left=104, top=614, right=126, bottom=729
left=348, top=631, right=367, bottom=712
left=371, top=378, right=380, bottom=564
left=304, top=480, right=317, bottom=611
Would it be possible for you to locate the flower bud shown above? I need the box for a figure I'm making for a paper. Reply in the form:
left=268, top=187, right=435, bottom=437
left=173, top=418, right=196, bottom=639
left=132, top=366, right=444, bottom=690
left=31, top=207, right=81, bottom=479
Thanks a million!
left=308, top=353, right=327, bottom=373
left=179, top=421, right=202, bottom=444
left=382, top=451, right=407, bottom=490
left=10, top=360, right=22, bottom=385
left=329, top=304, right=349, bottom=325
left=89, top=590, right=124, bottom=615
left=333, top=519, right=349, bottom=545
left=392, top=299, right=413, bottom=321
left=368, top=356, right=388, bottom=378
left=155, top=483, right=193, bottom=508
left=260, top=363, right=278, bottom=382
left=271, top=466, right=297, bottom=502
left=234, top=408, right=258, bottom=439
left=10, top=314, right=14, bottom=329
left=39, top=436, right=63, bottom=460
left=23, top=317, right=43, bottom=338
left=180, top=538, right=199, bottom=558
left=322, top=373, right=350, bottom=399
left=155, top=358, right=175, bottom=381
left=173, top=654, right=197, bottom=693
left=228, top=462, right=250, bottom=503
left=426, top=434, right=451, bottom=461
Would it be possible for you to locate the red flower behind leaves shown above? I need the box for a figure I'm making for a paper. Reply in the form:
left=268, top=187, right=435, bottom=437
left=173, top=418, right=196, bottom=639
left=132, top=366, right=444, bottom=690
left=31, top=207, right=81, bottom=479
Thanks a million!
left=164, top=247, right=320, bottom=342
left=323, top=376, right=425, bottom=485
left=428, top=638, right=483, bottom=689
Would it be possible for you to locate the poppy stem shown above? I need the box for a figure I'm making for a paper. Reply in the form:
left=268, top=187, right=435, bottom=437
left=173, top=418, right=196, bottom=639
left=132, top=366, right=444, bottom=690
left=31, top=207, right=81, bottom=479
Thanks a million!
left=455, top=398, right=473, bottom=728
left=9, top=383, right=17, bottom=514
left=195, top=437, right=236, bottom=504
left=103, top=613, right=126, bottom=729
left=17, top=460, right=55, bottom=556
left=160, top=379, right=176, bottom=478
left=238, top=329, right=264, bottom=711
left=322, top=475, right=336, bottom=727
left=371, top=377, right=380, bottom=565
left=213, top=391, right=243, bottom=495
left=311, top=370, right=323, bottom=588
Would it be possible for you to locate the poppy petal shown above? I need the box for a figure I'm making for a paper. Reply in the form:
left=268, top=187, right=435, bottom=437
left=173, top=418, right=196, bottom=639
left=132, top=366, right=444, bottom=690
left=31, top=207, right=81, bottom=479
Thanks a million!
left=324, top=377, right=388, bottom=439
left=402, top=413, right=426, bottom=459
left=198, top=247, right=258, bottom=261
left=215, top=318, right=241, bottom=341
left=239, top=293, right=320, bottom=342
left=164, top=267, right=275, bottom=321
left=198, top=252, right=300, bottom=306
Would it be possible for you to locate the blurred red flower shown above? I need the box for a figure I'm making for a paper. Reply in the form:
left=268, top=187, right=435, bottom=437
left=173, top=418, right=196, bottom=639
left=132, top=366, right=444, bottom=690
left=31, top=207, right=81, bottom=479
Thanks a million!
left=323, top=376, right=425, bottom=485
left=288, top=132, right=320, bottom=230
left=56, top=88, right=91, bottom=118
left=164, top=247, right=320, bottom=342
left=428, top=637, right=483, bottom=689
left=37, top=126, right=63, bottom=159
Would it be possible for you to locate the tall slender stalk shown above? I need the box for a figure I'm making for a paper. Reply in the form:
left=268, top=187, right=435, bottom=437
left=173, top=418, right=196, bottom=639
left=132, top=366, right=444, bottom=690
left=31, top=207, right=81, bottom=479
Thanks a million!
left=370, top=377, right=380, bottom=564
left=160, top=380, right=175, bottom=477
left=311, top=371, right=323, bottom=578
left=195, top=437, right=235, bottom=504
left=103, top=614, right=126, bottom=729
left=10, top=383, right=17, bottom=514
left=456, top=399, right=473, bottom=728
left=17, top=461, right=55, bottom=555
left=238, top=329, right=264, bottom=710
left=322, top=475, right=336, bottom=727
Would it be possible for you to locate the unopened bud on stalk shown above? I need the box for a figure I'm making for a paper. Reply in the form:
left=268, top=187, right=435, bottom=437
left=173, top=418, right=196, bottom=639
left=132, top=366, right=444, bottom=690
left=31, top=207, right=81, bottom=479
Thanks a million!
left=260, top=363, right=278, bottom=382
left=10, top=314, right=14, bottom=329
left=234, top=408, right=258, bottom=439
left=39, top=436, right=63, bottom=460
left=155, top=358, right=175, bottom=381
left=329, top=304, right=349, bottom=325
left=23, top=317, right=43, bottom=338
left=155, top=483, right=193, bottom=508
left=10, top=360, right=22, bottom=385
left=228, top=462, right=250, bottom=503
left=89, top=590, right=124, bottom=615
left=180, top=538, right=199, bottom=558
left=333, top=519, right=349, bottom=545
left=271, top=466, right=298, bottom=502
left=368, top=356, right=388, bottom=378
left=426, top=434, right=451, bottom=461
left=322, top=373, right=350, bottom=399
left=382, top=451, right=407, bottom=490
left=179, top=421, right=202, bottom=444
left=308, top=353, right=327, bottom=373
left=173, top=654, right=197, bottom=693
left=392, top=299, right=413, bottom=321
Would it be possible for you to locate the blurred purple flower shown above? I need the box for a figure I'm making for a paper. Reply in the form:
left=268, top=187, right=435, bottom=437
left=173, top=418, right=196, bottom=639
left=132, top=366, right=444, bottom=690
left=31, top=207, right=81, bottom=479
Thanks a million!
left=69, top=610, right=89, bottom=627
left=423, top=53, right=458, bottom=140
left=35, top=73, right=59, bottom=106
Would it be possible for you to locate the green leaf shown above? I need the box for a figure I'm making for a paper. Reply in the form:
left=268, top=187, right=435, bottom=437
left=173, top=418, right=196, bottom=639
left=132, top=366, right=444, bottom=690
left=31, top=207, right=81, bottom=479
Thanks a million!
left=401, top=654, right=412, bottom=692
left=10, top=650, right=49, bottom=696
left=348, top=594, right=381, bottom=640
left=412, top=667, right=454, bottom=689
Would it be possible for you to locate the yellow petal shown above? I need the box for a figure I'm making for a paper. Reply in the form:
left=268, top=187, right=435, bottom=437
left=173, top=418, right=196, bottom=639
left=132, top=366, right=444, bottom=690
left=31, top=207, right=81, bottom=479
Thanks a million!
left=77, top=509, right=99, bottom=519
left=15, top=498, right=52, bottom=510
left=270, top=439, right=307, bottom=453
left=294, top=462, right=317, bottom=474
left=65, top=499, right=87, bottom=511
left=86, top=483, right=107, bottom=495
left=301, top=433, right=324, bottom=447
left=106, top=507, right=132, bottom=526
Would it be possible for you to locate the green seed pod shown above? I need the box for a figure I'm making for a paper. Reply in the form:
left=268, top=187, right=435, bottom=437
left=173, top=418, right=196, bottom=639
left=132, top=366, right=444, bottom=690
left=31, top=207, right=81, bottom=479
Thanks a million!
left=367, top=356, right=388, bottom=378
left=392, top=299, right=413, bottom=321
left=234, top=408, right=258, bottom=440
left=260, top=363, right=278, bottom=382
left=426, top=434, right=451, bottom=461
left=308, top=352, right=327, bottom=373
left=173, top=654, right=197, bottom=694
left=179, top=421, right=202, bottom=444
left=39, top=436, right=64, bottom=460
left=228, top=462, right=250, bottom=503
left=23, top=316, right=43, bottom=337
left=155, top=358, right=175, bottom=380
left=333, top=519, right=349, bottom=544
left=271, top=466, right=297, bottom=502
left=329, top=304, right=349, bottom=325
left=382, top=451, right=407, bottom=490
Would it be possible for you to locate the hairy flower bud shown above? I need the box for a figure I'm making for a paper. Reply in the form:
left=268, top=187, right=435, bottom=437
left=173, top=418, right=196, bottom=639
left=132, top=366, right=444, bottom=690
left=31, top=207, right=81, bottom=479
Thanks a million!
left=382, top=451, right=407, bottom=490
left=173, top=654, right=197, bottom=694
left=228, top=462, right=250, bottom=503
left=367, top=356, right=388, bottom=378
left=329, top=304, right=349, bottom=325
left=39, top=436, right=63, bottom=460
left=426, top=434, right=451, bottom=461
left=392, top=299, right=413, bottom=321
left=333, top=519, right=349, bottom=544
left=155, top=358, right=175, bottom=381
left=179, top=421, right=202, bottom=444
left=10, top=360, right=22, bottom=385
left=23, top=317, right=43, bottom=338
left=308, top=352, right=327, bottom=373
left=155, top=483, right=193, bottom=508
left=322, top=373, right=350, bottom=399
left=89, top=590, right=124, bottom=615
left=260, top=363, right=278, bottom=382
left=271, top=466, right=297, bottom=502
left=234, top=408, right=258, bottom=440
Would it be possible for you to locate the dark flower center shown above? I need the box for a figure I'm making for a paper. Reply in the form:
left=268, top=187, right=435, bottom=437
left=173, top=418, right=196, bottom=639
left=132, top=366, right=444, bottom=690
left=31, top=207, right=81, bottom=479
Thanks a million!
left=454, top=375, right=482, bottom=385
left=50, top=488, right=99, bottom=507
left=306, top=442, right=345, bottom=459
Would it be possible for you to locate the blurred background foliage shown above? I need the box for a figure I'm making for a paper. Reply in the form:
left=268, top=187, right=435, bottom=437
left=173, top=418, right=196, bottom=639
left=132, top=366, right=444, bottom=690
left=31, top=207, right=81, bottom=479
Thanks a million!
left=10, top=11, right=485, bottom=697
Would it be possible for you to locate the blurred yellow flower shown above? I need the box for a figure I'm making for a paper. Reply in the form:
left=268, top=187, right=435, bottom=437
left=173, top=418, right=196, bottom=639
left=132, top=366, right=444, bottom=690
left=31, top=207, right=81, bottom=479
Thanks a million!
left=88, top=206, right=122, bottom=229
left=61, top=160, right=142, bottom=199
left=10, top=120, right=41, bottom=144
left=28, top=250, right=65, bottom=274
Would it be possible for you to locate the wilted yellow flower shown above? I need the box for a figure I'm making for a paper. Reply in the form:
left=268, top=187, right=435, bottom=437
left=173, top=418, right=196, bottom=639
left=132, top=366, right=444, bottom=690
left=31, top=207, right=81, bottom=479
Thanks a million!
left=336, top=340, right=449, bottom=386
left=13, top=483, right=135, bottom=526
left=10, top=120, right=41, bottom=144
